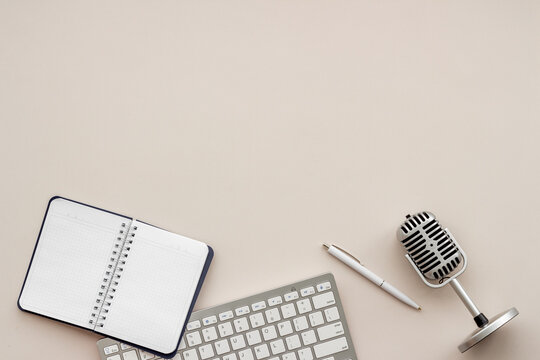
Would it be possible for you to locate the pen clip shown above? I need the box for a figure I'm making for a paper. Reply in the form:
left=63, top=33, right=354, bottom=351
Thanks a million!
left=333, top=245, right=364, bottom=266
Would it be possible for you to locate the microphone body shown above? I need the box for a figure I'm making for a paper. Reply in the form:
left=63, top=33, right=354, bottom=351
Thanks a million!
left=398, top=212, right=462, bottom=281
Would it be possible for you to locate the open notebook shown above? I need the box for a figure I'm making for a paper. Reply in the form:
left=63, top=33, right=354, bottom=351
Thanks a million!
left=18, top=197, right=213, bottom=358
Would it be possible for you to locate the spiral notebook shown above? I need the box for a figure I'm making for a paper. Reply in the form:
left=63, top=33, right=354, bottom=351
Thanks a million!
left=18, top=197, right=213, bottom=358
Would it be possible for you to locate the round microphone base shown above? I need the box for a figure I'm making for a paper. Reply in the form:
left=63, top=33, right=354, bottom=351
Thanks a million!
left=458, top=307, right=519, bottom=353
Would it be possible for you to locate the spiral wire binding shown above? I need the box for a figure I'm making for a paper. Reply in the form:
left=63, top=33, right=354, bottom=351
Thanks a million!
left=89, top=221, right=137, bottom=329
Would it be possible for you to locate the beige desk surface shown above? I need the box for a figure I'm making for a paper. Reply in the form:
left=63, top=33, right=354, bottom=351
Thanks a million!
left=1, top=1, right=539, bottom=359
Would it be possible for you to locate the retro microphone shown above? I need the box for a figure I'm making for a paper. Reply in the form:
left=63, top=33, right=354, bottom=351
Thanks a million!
left=397, top=211, right=518, bottom=352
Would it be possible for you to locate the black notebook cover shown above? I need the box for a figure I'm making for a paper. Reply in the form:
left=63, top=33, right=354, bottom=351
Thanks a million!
left=18, top=196, right=214, bottom=358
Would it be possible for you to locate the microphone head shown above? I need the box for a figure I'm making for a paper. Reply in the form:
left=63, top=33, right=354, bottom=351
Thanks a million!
left=397, top=211, right=463, bottom=281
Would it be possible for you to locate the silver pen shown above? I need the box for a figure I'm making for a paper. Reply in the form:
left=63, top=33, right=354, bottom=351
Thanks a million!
left=323, top=244, right=421, bottom=310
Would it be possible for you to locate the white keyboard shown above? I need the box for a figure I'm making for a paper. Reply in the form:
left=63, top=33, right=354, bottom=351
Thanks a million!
left=97, top=274, right=357, bottom=360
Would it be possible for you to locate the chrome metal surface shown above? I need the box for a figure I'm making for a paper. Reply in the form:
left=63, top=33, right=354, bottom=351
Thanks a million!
left=449, top=279, right=481, bottom=317
left=397, top=212, right=463, bottom=281
left=458, top=307, right=519, bottom=353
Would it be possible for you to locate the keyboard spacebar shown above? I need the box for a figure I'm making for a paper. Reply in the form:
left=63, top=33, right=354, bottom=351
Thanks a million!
left=313, top=337, right=349, bottom=358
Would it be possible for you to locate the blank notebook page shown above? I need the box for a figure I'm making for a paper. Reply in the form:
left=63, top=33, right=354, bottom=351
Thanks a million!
left=102, top=221, right=209, bottom=353
left=19, top=198, right=128, bottom=329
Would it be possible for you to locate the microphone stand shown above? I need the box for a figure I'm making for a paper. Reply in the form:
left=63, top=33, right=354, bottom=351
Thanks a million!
left=449, top=279, right=488, bottom=327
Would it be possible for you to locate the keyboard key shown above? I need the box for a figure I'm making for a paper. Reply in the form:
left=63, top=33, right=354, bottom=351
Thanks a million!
left=301, top=330, right=317, bottom=345
left=252, top=301, right=266, bottom=311
left=270, top=339, right=285, bottom=355
left=296, top=299, right=312, bottom=314
left=316, top=282, right=331, bottom=292
left=254, top=343, right=270, bottom=359
left=268, top=296, right=283, bottom=306
left=324, top=307, right=340, bottom=322
left=139, top=350, right=155, bottom=359
left=313, top=337, right=348, bottom=358
left=277, top=320, right=293, bottom=336
left=284, top=291, right=299, bottom=302
left=317, top=322, right=344, bottom=341
left=219, top=311, right=234, bottom=321
left=239, top=349, right=255, bottom=360
left=312, top=292, right=335, bottom=310
left=224, top=353, right=238, bottom=360
left=309, top=311, right=324, bottom=327
left=106, top=355, right=120, bottom=360
left=264, top=308, right=281, bottom=323
left=281, top=304, right=296, bottom=319
left=293, top=316, right=308, bottom=331
left=234, top=317, right=250, bottom=332
left=120, top=343, right=132, bottom=351
left=249, top=313, right=265, bottom=328
left=202, top=326, right=218, bottom=342
left=104, top=344, right=119, bottom=355
left=188, top=320, right=201, bottom=330
left=199, top=344, right=215, bottom=360
left=285, top=334, right=301, bottom=350
left=300, top=287, right=315, bottom=297
left=262, top=325, right=278, bottom=341
left=203, top=315, right=218, bottom=326
left=298, top=348, right=314, bottom=360
left=230, top=334, right=247, bottom=350
left=283, top=353, right=297, bottom=360
left=218, top=322, right=234, bottom=337
left=235, top=306, right=250, bottom=316
left=179, top=338, right=187, bottom=349
left=184, top=349, right=199, bottom=360
left=122, top=350, right=138, bottom=360
left=187, top=331, right=202, bottom=346
left=215, top=339, right=231, bottom=355
left=246, top=330, right=262, bottom=345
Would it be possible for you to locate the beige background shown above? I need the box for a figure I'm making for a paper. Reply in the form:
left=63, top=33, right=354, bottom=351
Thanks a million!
left=1, top=1, right=539, bottom=359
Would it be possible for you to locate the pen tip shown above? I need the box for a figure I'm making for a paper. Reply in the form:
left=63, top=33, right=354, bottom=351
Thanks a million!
left=418, top=307, right=422, bottom=311
left=322, top=244, right=330, bottom=249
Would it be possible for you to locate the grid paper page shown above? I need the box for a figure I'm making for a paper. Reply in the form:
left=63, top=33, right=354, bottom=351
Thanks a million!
left=19, top=198, right=128, bottom=329
left=102, top=221, right=209, bottom=354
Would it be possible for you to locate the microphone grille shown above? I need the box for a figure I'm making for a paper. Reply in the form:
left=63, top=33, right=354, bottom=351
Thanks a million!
left=397, top=211, right=463, bottom=280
